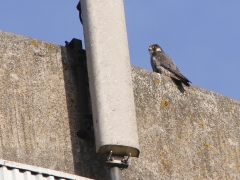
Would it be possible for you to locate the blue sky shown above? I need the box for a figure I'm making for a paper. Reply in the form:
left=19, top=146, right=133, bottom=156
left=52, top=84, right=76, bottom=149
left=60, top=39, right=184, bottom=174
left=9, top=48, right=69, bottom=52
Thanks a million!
left=1, top=1, right=240, bottom=100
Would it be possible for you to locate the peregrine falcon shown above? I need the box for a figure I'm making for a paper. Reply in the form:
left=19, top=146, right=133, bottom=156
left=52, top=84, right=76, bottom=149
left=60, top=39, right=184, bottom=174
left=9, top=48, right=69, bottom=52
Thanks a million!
left=148, top=44, right=191, bottom=86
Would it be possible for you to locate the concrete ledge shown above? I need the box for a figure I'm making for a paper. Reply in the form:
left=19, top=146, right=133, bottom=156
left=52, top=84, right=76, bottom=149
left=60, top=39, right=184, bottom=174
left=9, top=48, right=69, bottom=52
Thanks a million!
left=0, top=30, right=107, bottom=179
left=124, top=67, right=240, bottom=179
left=0, top=30, right=239, bottom=179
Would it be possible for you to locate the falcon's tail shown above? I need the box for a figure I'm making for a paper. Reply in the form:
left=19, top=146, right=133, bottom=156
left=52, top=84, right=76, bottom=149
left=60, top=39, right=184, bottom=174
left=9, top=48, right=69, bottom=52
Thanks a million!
left=171, top=71, right=191, bottom=86
left=178, top=74, right=191, bottom=86
left=181, top=79, right=191, bottom=86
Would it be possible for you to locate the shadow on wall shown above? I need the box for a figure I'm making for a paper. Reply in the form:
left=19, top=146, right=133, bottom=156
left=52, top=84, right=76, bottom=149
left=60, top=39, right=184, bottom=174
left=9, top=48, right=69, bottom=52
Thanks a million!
left=60, top=45, right=108, bottom=179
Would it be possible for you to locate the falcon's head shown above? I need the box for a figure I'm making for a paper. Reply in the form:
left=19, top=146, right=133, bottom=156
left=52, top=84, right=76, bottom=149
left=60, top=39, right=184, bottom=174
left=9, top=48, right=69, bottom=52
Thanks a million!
left=148, top=44, right=162, bottom=54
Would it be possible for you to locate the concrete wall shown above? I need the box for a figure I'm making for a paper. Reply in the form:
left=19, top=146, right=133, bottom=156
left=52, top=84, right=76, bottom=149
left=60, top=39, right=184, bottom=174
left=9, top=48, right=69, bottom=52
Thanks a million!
left=126, top=67, right=240, bottom=179
left=0, top=30, right=239, bottom=179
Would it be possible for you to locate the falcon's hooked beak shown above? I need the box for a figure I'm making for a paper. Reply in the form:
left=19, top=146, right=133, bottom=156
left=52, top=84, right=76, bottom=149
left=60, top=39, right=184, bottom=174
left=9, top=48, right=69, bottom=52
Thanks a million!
left=149, top=44, right=162, bottom=54
left=148, top=46, right=153, bottom=53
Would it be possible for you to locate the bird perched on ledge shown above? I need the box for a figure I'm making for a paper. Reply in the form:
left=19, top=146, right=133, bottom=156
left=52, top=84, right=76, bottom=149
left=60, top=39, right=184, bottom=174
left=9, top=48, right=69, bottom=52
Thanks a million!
left=148, top=44, right=191, bottom=86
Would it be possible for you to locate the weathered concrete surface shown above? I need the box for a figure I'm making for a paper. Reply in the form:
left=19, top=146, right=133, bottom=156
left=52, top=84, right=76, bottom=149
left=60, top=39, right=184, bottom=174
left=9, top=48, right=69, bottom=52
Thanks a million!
left=0, top=30, right=240, bottom=179
left=124, top=67, right=240, bottom=179
left=0, top=31, right=73, bottom=170
left=0, top=30, right=108, bottom=179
